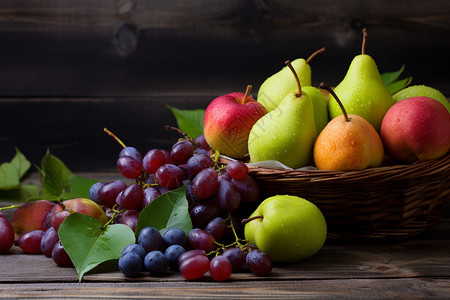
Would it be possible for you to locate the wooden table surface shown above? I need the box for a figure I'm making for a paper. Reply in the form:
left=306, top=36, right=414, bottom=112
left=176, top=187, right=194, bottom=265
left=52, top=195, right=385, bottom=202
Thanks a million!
left=1, top=215, right=449, bottom=299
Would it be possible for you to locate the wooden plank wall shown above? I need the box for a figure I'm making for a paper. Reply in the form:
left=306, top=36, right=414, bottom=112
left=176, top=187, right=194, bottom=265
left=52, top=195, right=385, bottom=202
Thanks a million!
left=1, top=0, right=449, bottom=171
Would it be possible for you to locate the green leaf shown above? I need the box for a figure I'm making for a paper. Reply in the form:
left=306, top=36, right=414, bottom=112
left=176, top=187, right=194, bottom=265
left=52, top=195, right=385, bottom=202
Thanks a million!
left=59, top=213, right=135, bottom=282
left=40, top=150, right=73, bottom=197
left=135, top=185, right=192, bottom=237
left=381, top=65, right=405, bottom=86
left=11, top=148, right=31, bottom=180
left=61, top=176, right=98, bottom=200
left=0, top=163, right=20, bottom=190
left=167, top=106, right=205, bottom=139
left=0, top=184, right=40, bottom=202
left=387, top=77, right=413, bottom=94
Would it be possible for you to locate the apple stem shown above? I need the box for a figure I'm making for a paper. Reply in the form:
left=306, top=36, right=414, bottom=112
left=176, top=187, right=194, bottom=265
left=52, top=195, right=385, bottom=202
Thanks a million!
left=241, top=85, right=253, bottom=104
left=361, top=28, right=368, bottom=55
left=104, top=128, right=127, bottom=148
left=319, top=82, right=350, bottom=122
left=285, top=60, right=302, bottom=97
left=241, top=215, right=263, bottom=225
left=306, top=47, right=327, bottom=64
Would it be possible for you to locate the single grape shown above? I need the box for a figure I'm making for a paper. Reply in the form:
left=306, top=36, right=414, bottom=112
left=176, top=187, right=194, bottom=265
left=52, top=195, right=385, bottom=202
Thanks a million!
left=117, top=156, right=143, bottom=179
left=185, top=182, right=201, bottom=208
left=119, top=146, right=143, bottom=163
left=178, top=249, right=207, bottom=265
left=195, top=148, right=211, bottom=156
left=40, top=227, right=60, bottom=257
left=122, top=243, right=147, bottom=260
left=246, top=249, right=272, bottom=276
left=186, top=154, right=214, bottom=177
left=98, top=180, right=127, bottom=207
left=165, top=245, right=186, bottom=271
left=18, top=229, right=44, bottom=253
left=189, top=201, right=221, bottom=228
left=51, top=210, right=72, bottom=231
left=89, top=182, right=105, bottom=203
left=118, top=252, right=143, bottom=278
left=190, top=168, right=218, bottom=200
left=210, top=255, right=232, bottom=281
left=52, top=241, right=73, bottom=267
left=143, top=149, right=166, bottom=174
left=218, top=173, right=231, bottom=182
left=170, top=140, right=194, bottom=165
left=118, top=183, right=143, bottom=210
left=155, top=164, right=185, bottom=189
left=216, top=180, right=241, bottom=212
left=204, top=217, right=227, bottom=241
left=194, top=134, right=210, bottom=150
left=226, top=160, right=249, bottom=180
left=222, top=247, right=246, bottom=271
left=179, top=253, right=210, bottom=280
left=141, top=187, right=161, bottom=209
left=120, top=210, right=139, bottom=232
left=187, top=228, right=215, bottom=252
left=0, top=213, right=15, bottom=252
left=138, top=227, right=163, bottom=253
left=163, top=228, right=187, bottom=247
left=144, top=250, right=169, bottom=276
left=231, top=175, right=259, bottom=202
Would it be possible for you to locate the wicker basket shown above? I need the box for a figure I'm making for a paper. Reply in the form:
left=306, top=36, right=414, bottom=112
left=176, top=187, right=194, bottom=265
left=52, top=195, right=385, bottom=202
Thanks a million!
left=242, top=154, right=450, bottom=241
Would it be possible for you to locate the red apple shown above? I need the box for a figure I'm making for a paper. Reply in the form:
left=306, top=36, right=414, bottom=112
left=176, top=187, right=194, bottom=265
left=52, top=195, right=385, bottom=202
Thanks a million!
left=380, top=97, right=450, bottom=163
left=10, top=200, right=55, bottom=236
left=203, top=85, right=267, bottom=159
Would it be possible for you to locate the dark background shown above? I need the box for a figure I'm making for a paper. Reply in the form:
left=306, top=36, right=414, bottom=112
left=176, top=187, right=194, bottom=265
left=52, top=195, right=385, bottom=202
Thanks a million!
left=1, top=0, right=449, bottom=171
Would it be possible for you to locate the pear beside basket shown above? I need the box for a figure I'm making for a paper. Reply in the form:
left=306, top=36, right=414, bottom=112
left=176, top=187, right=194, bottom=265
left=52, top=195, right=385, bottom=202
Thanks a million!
left=243, top=154, right=450, bottom=241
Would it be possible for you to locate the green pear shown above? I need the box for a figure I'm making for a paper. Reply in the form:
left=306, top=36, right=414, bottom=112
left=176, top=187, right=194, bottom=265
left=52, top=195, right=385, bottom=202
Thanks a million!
left=393, top=85, right=450, bottom=113
left=302, top=86, right=329, bottom=134
left=257, top=48, right=326, bottom=112
left=244, top=195, right=327, bottom=263
left=249, top=61, right=317, bottom=169
left=328, top=29, right=394, bottom=131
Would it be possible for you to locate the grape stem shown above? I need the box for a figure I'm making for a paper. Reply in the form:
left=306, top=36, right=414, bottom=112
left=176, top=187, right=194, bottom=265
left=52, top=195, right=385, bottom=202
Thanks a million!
left=101, top=204, right=124, bottom=231
left=0, top=204, right=21, bottom=211
left=104, top=128, right=127, bottom=148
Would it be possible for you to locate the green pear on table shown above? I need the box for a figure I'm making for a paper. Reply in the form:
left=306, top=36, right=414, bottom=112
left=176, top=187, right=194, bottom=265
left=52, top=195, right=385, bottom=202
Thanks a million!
left=328, top=29, right=394, bottom=131
left=248, top=61, right=317, bottom=169
left=257, top=47, right=326, bottom=112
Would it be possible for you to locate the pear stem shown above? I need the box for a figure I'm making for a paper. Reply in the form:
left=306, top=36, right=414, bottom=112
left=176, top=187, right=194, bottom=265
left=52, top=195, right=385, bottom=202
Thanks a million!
left=104, top=128, right=127, bottom=148
left=306, top=47, right=327, bottom=64
left=361, top=28, right=368, bottom=55
left=241, top=85, right=253, bottom=104
left=319, top=82, right=350, bottom=122
left=285, top=60, right=302, bottom=97
left=241, top=215, right=263, bottom=225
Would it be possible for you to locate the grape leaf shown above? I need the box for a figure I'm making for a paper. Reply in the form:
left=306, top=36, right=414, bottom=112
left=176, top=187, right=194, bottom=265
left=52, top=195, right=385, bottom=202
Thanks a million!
left=167, top=105, right=205, bottom=139
left=63, top=176, right=98, bottom=199
left=0, top=148, right=32, bottom=190
left=40, top=150, right=73, bottom=197
left=0, top=184, right=40, bottom=202
left=135, top=184, right=192, bottom=237
left=59, top=213, right=135, bottom=282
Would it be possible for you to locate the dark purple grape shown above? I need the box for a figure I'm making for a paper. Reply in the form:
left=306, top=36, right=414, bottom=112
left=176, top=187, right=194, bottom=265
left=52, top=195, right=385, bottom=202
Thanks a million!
left=226, top=160, right=248, bottom=180
left=190, top=168, right=218, bottom=200
left=0, top=213, right=15, bottom=252
left=231, top=175, right=259, bottom=202
left=122, top=243, right=146, bottom=260
left=118, top=184, right=143, bottom=210
left=165, top=245, right=186, bottom=271
left=141, top=187, right=161, bottom=209
left=119, top=146, right=143, bottom=163
left=52, top=241, right=73, bottom=267
left=204, top=217, right=227, bottom=241
left=160, top=149, right=174, bottom=165
left=138, top=227, right=163, bottom=253
left=18, top=229, right=44, bottom=253
left=120, top=210, right=139, bottom=232
left=89, top=182, right=105, bottom=203
left=194, top=134, right=210, bottom=150
left=185, top=182, right=201, bottom=208
left=143, top=149, right=166, bottom=174
left=222, top=247, right=246, bottom=271
left=98, top=180, right=127, bottom=207
left=218, top=173, right=231, bottom=182
left=186, top=154, right=214, bottom=177
left=117, top=156, right=143, bottom=179
left=170, top=140, right=194, bottom=165
left=118, top=252, right=143, bottom=277
left=40, top=227, right=60, bottom=257
left=155, top=164, right=185, bottom=189
left=189, top=201, right=221, bottom=228
left=246, top=249, right=272, bottom=276
left=144, top=250, right=169, bottom=276
left=216, top=180, right=241, bottom=212
left=195, top=148, right=211, bottom=156
left=188, top=228, right=215, bottom=251
left=210, top=255, right=232, bottom=281
left=163, top=228, right=187, bottom=247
